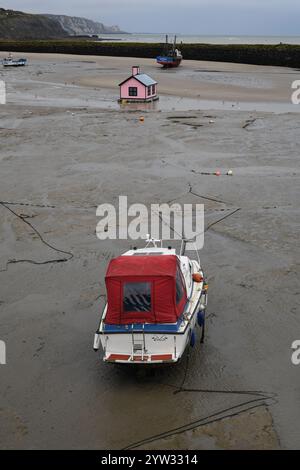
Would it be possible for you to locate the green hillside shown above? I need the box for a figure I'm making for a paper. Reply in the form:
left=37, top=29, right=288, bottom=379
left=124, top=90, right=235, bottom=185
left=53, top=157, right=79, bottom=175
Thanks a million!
left=0, top=8, right=68, bottom=39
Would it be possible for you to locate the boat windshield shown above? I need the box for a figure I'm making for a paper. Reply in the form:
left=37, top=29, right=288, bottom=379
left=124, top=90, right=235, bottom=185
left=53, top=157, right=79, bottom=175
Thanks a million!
left=123, top=281, right=151, bottom=313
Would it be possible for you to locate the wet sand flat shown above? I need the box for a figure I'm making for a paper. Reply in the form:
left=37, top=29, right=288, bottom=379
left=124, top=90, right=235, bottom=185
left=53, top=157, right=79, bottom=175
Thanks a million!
left=1, top=52, right=299, bottom=106
left=0, top=54, right=299, bottom=449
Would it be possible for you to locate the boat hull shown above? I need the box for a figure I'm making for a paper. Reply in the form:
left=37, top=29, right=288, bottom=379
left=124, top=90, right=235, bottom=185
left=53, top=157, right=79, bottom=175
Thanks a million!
left=94, top=278, right=207, bottom=365
left=3, top=59, right=27, bottom=67
left=156, top=56, right=182, bottom=68
left=95, top=315, right=198, bottom=365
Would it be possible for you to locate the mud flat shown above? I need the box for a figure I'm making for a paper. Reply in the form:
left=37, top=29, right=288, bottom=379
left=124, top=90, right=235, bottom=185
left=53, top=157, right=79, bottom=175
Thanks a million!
left=1, top=52, right=300, bottom=109
left=0, top=54, right=299, bottom=449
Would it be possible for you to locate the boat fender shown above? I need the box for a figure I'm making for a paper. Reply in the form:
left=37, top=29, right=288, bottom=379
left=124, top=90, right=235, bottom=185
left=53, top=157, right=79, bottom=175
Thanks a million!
left=197, top=310, right=205, bottom=327
left=93, top=332, right=101, bottom=351
left=190, top=329, right=196, bottom=348
left=193, top=273, right=203, bottom=283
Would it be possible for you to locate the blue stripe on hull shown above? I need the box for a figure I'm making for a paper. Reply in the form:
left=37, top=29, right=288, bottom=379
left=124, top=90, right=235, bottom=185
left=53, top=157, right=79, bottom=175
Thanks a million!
left=103, top=319, right=183, bottom=333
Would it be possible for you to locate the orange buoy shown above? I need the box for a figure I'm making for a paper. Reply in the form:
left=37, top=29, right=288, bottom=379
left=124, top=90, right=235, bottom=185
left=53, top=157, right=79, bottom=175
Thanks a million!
left=193, top=273, right=203, bottom=283
left=139, top=116, right=144, bottom=122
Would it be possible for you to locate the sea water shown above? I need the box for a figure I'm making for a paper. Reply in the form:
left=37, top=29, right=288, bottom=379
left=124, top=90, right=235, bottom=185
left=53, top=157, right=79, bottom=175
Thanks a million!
left=99, top=33, right=300, bottom=45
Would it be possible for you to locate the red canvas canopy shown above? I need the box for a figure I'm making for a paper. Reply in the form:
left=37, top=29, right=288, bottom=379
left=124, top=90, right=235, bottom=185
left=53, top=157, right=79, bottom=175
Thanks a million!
left=105, top=255, right=187, bottom=325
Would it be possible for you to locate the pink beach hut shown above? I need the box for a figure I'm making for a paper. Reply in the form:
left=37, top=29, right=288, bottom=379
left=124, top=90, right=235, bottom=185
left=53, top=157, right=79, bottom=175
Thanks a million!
left=119, top=66, right=158, bottom=103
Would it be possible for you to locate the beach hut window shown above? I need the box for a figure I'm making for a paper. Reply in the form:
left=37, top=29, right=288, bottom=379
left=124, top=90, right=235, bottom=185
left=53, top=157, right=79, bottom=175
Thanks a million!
left=152, top=85, right=155, bottom=94
left=147, top=86, right=152, bottom=96
left=129, top=87, right=138, bottom=97
left=123, top=282, right=152, bottom=313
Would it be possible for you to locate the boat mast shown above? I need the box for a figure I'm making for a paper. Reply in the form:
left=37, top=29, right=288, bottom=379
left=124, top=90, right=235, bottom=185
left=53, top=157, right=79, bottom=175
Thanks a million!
left=173, top=35, right=177, bottom=55
left=164, top=34, right=169, bottom=54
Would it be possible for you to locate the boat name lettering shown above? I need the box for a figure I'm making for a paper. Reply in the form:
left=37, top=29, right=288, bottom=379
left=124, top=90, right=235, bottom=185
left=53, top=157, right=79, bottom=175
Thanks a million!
left=152, top=335, right=168, bottom=341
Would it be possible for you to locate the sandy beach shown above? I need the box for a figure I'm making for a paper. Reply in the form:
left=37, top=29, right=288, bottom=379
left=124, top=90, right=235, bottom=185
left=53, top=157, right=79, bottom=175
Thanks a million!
left=1, top=52, right=300, bottom=110
left=0, top=53, right=299, bottom=449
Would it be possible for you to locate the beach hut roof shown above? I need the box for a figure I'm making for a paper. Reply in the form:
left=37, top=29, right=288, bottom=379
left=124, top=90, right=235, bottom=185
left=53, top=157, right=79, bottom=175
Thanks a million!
left=119, top=73, right=157, bottom=87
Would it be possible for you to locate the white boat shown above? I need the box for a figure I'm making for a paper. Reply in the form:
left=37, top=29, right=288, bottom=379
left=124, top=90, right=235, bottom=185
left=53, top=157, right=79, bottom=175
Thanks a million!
left=93, top=237, right=208, bottom=364
left=2, top=54, right=27, bottom=67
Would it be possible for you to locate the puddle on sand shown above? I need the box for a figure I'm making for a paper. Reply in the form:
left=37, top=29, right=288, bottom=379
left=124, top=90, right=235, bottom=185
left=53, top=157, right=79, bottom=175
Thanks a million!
left=137, top=406, right=279, bottom=450
left=120, top=95, right=300, bottom=114
left=6, top=82, right=300, bottom=114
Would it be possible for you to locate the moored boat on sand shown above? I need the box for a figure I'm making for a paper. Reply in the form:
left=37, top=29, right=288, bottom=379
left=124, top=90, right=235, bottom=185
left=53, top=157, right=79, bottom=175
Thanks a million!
left=93, top=236, right=208, bottom=364
left=156, top=35, right=183, bottom=68
left=2, top=53, right=27, bottom=67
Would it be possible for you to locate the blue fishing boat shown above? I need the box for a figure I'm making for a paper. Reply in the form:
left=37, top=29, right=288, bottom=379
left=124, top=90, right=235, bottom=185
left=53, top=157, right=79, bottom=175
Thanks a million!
left=156, top=35, right=182, bottom=68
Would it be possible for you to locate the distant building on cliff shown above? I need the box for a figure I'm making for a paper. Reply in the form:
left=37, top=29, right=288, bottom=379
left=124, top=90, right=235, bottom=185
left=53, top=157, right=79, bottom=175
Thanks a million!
left=119, top=66, right=158, bottom=103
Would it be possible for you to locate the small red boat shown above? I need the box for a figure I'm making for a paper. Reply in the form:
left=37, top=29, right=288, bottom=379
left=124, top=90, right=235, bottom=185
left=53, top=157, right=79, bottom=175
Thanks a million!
left=156, top=35, right=183, bottom=68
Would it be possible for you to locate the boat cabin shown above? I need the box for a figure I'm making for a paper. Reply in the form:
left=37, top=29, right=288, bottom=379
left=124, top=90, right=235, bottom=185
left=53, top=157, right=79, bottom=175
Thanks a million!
left=119, top=66, right=158, bottom=103
left=104, top=254, right=187, bottom=325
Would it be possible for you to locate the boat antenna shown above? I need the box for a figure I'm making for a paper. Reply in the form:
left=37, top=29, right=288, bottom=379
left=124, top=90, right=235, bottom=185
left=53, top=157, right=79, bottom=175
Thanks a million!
left=145, top=234, right=163, bottom=248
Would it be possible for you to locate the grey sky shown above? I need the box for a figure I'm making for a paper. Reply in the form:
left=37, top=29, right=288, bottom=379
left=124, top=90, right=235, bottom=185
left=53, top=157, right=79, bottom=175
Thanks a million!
left=1, top=0, right=299, bottom=35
